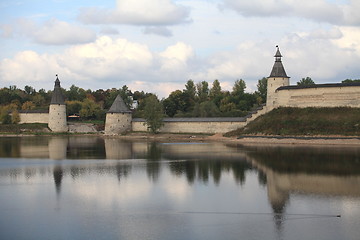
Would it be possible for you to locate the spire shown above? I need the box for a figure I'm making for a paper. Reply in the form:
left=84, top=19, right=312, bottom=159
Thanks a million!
left=269, top=46, right=289, bottom=78
left=107, top=95, right=131, bottom=113
left=50, top=74, right=65, bottom=105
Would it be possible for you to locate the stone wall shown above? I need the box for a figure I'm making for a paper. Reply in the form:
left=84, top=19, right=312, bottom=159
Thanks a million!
left=132, top=118, right=246, bottom=134
left=19, top=113, right=49, bottom=124
left=276, top=85, right=360, bottom=108
left=105, top=113, right=132, bottom=134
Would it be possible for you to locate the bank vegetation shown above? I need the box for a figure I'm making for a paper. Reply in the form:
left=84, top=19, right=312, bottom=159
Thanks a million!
left=225, top=107, right=360, bottom=137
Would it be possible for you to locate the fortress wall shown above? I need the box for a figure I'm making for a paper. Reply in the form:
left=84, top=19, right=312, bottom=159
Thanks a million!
left=132, top=120, right=246, bottom=134
left=276, top=86, right=360, bottom=108
left=19, top=113, right=49, bottom=124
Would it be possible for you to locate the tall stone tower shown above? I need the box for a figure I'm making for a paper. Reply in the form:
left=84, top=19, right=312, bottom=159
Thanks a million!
left=105, top=95, right=132, bottom=135
left=267, top=46, right=290, bottom=108
left=48, top=75, right=68, bottom=132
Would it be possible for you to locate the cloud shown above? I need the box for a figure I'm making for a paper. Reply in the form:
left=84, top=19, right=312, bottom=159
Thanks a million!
left=307, top=27, right=343, bottom=40
left=221, top=0, right=360, bottom=26
left=159, top=42, right=194, bottom=71
left=33, top=18, right=96, bottom=45
left=3, top=18, right=96, bottom=45
left=143, top=26, right=173, bottom=37
left=79, top=0, right=191, bottom=26
left=2, top=31, right=360, bottom=97
left=0, top=51, right=67, bottom=89
left=100, top=27, right=120, bottom=35
left=0, top=36, right=194, bottom=95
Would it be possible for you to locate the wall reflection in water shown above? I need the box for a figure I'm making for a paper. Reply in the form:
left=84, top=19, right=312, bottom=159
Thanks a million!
left=0, top=136, right=360, bottom=238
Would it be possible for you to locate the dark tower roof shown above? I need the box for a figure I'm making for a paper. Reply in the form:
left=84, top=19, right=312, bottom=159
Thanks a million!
left=269, top=46, right=289, bottom=78
left=50, top=75, right=65, bottom=105
left=107, top=95, right=131, bottom=113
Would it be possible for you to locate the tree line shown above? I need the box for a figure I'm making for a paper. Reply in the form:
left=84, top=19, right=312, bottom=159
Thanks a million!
left=1, top=77, right=358, bottom=125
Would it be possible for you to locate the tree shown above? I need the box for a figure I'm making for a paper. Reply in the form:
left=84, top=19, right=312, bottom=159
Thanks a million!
left=232, top=79, right=246, bottom=96
left=209, top=79, right=222, bottom=99
left=21, top=101, right=35, bottom=110
left=163, top=90, right=187, bottom=117
left=143, top=95, right=164, bottom=133
left=256, top=77, right=267, bottom=103
left=297, top=77, right=315, bottom=86
left=0, top=107, right=11, bottom=124
left=182, top=79, right=196, bottom=112
left=11, top=110, right=20, bottom=124
left=209, top=79, right=223, bottom=107
left=24, top=85, right=35, bottom=95
left=66, top=85, right=87, bottom=101
left=342, top=79, right=360, bottom=83
left=196, top=101, right=220, bottom=117
left=119, top=85, right=132, bottom=108
left=79, top=99, right=103, bottom=120
left=66, top=101, right=82, bottom=116
left=196, top=81, right=209, bottom=102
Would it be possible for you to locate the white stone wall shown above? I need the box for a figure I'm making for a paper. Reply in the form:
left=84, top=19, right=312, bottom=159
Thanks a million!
left=267, top=77, right=290, bottom=107
left=132, top=120, right=246, bottom=133
left=276, top=86, right=360, bottom=108
left=19, top=113, right=49, bottom=124
left=48, top=104, right=68, bottom=132
left=105, top=113, right=132, bottom=134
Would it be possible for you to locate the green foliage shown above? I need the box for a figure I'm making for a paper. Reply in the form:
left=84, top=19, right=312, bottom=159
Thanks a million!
left=342, top=79, right=360, bottom=83
left=0, top=107, right=11, bottom=124
left=66, top=85, right=87, bottom=101
left=163, top=90, right=187, bottom=117
left=66, top=100, right=82, bottom=116
left=297, top=77, right=315, bottom=86
left=256, top=77, right=267, bottom=103
left=79, top=98, right=104, bottom=120
left=226, top=107, right=360, bottom=136
left=232, top=79, right=246, bottom=96
left=143, top=95, right=164, bottom=133
left=196, top=81, right=209, bottom=103
left=193, top=101, right=220, bottom=117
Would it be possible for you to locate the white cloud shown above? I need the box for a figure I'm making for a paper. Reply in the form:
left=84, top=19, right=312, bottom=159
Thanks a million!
left=4, top=18, right=96, bottom=45
left=2, top=30, right=360, bottom=97
left=159, top=42, right=194, bottom=71
left=0, top=51, right=67, bottom=89
left=332, top=26, right=360, bottom=55
left=221, top=0, right=360, bottom=26
left=33, top=18, right=96, bottom=45
left=307, top=27, right=343, bottom=40
left=79, top=0, right=191, bottom=26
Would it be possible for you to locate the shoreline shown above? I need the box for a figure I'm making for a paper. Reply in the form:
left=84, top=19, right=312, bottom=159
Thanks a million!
left=1, top=132, right=360, bottom=146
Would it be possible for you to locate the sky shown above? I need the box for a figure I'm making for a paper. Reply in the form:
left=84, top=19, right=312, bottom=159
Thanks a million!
left=1, top=0, right=360, bottom=98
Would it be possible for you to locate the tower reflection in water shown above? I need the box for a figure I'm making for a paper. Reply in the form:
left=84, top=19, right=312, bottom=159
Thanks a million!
left=1, top=136, right=359, bottom=235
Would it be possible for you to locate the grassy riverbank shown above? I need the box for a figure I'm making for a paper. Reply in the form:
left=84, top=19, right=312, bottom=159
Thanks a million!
left=225, top=107, right=360, bottom=137
left=0, top=123, right=49, bottom=134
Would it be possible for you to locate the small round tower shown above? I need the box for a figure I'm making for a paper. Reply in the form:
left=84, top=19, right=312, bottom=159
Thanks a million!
left=267, top=46, right=290, bottom=108
left=105, top=95, right=132, bottom=135
left=48, top=75, right=68, bottom=132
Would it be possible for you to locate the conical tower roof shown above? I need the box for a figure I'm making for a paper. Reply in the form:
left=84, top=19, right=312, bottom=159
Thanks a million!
left=50, top=75, right=65, bottom=105
left=269, top=46, right=289, bottom=78
left=107, top=95, right=131, bottom=113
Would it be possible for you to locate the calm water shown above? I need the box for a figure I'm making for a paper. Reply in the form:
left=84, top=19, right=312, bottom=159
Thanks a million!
left=0, top=136, right=359, bottom=240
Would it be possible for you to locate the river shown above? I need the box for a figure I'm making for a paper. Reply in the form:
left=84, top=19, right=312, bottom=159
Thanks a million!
left=0, top=136, right=359, bottom=240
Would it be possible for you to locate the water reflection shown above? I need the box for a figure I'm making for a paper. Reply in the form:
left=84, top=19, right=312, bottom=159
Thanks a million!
left=0, top=137, right=360, bottom=240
